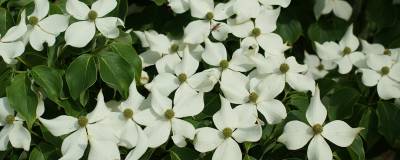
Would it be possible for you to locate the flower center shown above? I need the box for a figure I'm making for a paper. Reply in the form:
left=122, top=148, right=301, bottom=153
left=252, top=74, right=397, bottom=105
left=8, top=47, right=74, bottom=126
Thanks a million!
left=380, top=66, right=390, bottom=75
left=384, top=49, right=391, bottom=56
left=123, top=109, right=134, bottom=119
left=164, top=109, right=175, bottom=120
left=222, top=128, right=233, bottom=139
left=5, top=115, right=15, bottom=125
left=312, top=124, right=323, bottom=134
left=178, top=73, right=187, bottom=83
left=251, top=28, right=261, bottom=37
left=170, top=44, right=179, bottom=53
left=342, top=47, right=351, bottom=56
left=317, top=64, right=325, bottom=71
left=206, top=12, right=214, bottom=21
left=219, top=60, right=229, bottom=70
left=280, top=63, right=289, bottom=73
left=88, top=10, right=98, bottom=21
left=78, top=116, right=88, bottom=127
left=29, top=16, right=39, bottom=25
left=249, top=92, right=258, bottom=103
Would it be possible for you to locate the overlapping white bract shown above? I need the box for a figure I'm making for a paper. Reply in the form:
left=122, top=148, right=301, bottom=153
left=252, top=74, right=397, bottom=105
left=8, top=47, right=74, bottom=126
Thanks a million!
left=0, top=0, right=386, bottom=159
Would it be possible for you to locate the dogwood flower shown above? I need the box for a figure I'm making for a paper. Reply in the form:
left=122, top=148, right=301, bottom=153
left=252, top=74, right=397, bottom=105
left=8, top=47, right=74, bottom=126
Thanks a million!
left=183, top=0, right=232, bottom=44
left=65, top=0, right=124, bottom=48
left=193, top=96, right=262, bottom=160
left=102, top=80, right=152, bottom=160
left=278, top=87, right=363, bottom=160
left=253, top=55, right=315, bottom=94
left=0, top=96, right=44, bottom=151
left=144, top=89, right=204, bottom=148
left=358, top=59, right=400, bottom=100
left=39, top=91, right=121, bottom=160
left=228, top=7, right=289, bottom=55
left=314, top=0, right=352, bottom=20
left=23, top=0, right=69, bottom=51
left=361, top=40, right=400, bottom=63
left=231, top=0, right=261, bottom=23
left=315, top=25, right=365, bottom=74
left=220, top=70, right=287, bottom=124
left=168, top=0, right=189, bottom=14
left=0, top=11, right=27, bottom=64
left=304, top=51, right=336, bottom=80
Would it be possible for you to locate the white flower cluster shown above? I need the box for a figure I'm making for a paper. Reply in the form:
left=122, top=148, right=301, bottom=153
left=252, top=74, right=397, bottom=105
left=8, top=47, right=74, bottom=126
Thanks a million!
left=0, top=0, right=396, bottom=160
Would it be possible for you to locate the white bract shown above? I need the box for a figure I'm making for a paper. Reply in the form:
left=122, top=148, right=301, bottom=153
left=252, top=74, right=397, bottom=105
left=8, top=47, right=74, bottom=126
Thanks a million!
left=278, top=87, right=363, bottom=160
left=220, top=70, right=287, bottom=124
left=143, top=89, right=204, bottom=148
left=253, top=55, right=316, bottom=94
left=23, top=0, right=69, bottom=51
left=315, top=25, right=365, bottom=74
left=314, top=0, right=352, bottom=20
left=168, top=0, right=190, bottom=14
left=39, top=91, right=121, bottom=160
left=193, top=96, right=262, bottom=160
left=65, top=0, right=124, bottom=48
left=361, top=40, right=400, bottom=63
left=0, top=11, right=27, bottom=64
left=184, top=0, right=232, bottom=43
left=304, top=51, right=336, bottom=80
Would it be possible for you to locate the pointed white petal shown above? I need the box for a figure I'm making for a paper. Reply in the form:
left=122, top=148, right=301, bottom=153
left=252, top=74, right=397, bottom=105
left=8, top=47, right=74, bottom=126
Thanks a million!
left=174, top=91, right=204, bottom=118
left=140, top=50, right=162, bottom=68
left=125, top=125, right=148, bottom=160
left=1, top=11, right=27, bottom=42
left=95, top=17, right=124, bottom=38
left=88, top=140, right=120, bottom=160
left=232, top=125, right=262, bottom=143
left=29, top=27, right=56, bottom=51
left=389, top=63, right=400, bottom=81
left=202, top=39, right=227, bottom=66
left=65, top=21, right=96, bottom=48
left=286, top=72, right=316, bottom=93
left=233, top=104, right=258, bottom=128
left=306, top=86, right=327, bottom=126
left=227, top=19, right=253, bottom=38
left=212, top=138, right=241, bottom=160
left=66, top=0, right=90, bottom=20
left=9, top=122, right=31, bottom=151
left=257, top=33, right=289, bottom=56
left=307, top=135, right=333, bottom=160
left=145, top=73, right=179, bottom=96
left=59, top=129, right=88, bottom=160
left=171, top=118, right=195, bottom=141
left=118, top=121, right=139, bottom=148
left=168, top=0, right=190, bottom=14
left=151, top=90, right=173, bottom=116
left=174, top=47, right=199, bottom=77
left=38, top=14, right=69, bottom=35
left=339, top=24, right=359, bottom=51
left=0, top=98, right=14, bottom=122
left=257, top=99, right=287, bottom=124
left=255, top=7, right=280, bottom=33
left=333, top=0, right=352, bottom=20
left=0, top=125, right=11, bottom=150
left=193, top=127, right=224, bottom=152
left=189, top=0, right=214, bottom=19
left=256, top=74, right=285, bottom=101
left=286, top=56, right=308, bottom=73
left=87, top=91, right=110, bottom=123
left=232, top=0, right=260, bottom=23
left=278, top=120, right=313, bottom=150
left=336, top=56, right=353, bottom=74
left=30, top=0, right=49, bottom=19
left=213, top=96, right=238, bottom=130
left=187, top=68, right=221, bottom=92
left=211, top=21, right=231, bottom=41
left=39, top=116, right=79, bottom=136
left=91, top=0, right=117, bottom=17
left=144, top=31, right=171, bottom=54
left=155, top=54, right=181, bottom=74
left=220, top=70, right=250, bottom=104
left=322, top=120, right=363, bottom=147
left=0, top=41, right=25, bottom=64
left=144, top=120, right=171, bottom=148
left=315, top=41, right=342, bottom=60
left=377, top=76, right=400, bottom=100
left=359, top=69, right=380, bottom=87
left=183, top=20, right=210, bottom=44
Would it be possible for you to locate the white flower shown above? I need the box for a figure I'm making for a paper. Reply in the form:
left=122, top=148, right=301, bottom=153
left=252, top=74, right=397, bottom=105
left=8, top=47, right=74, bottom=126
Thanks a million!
left=232, top=0, right=261, bottom=23
left=144, top=89, right=204, bottom=148
left=278, top=87, right=363, bottom=160
left=314, top=0, right=352, bottom=20
left=315, top=25, right=365, bottom=74
left=168, top=0, right=190, bottom=14
left=361, top=40, right=400, bottom=63
left=65, top=0, right=124, bottom=48
left=253, top=55, right=316, bottom=94
left=304, top=51, right=336, bottom=80
left=193, top=96, right=262, bottom=160
left=228, top=7, right=289, bottom=55
left=23, top=0, right=69, bottom=51
left=102, top=80, right=153, bottom=160
left=220, top=69, right=287, bottom=124
left=359, top=59, right=400, bottom=100
left=183, top=0, right=233, bottom=44
left=39, top=91, right=120, bottom=160
left=0, top=11, right=27, bottom=64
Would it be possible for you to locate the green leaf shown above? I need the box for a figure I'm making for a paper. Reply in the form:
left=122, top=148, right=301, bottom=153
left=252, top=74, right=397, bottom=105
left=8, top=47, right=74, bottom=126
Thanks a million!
left=0, top=7, right=14, bottom=35
left=169, top=146, right=200, bottom=160
left=110, top=42, right=142, bottom=83
left=307, top=18, right=349, bottom=43
left=29, top=148, right=45, bottom=160
left=65, top=54, right=97, bottom=103
left=365, top=0, right=397, bottom=29
left=6, top=73, right=38, bottom=128
left=358, top=107, right=380, bottom=150
left=98, top=51, right=134, bottom=98
left=276, top=20, right=303, bottom=45
left=323, top=87, right=360, bottom=120
left=31, top=66, right=63, bottom=100
left=376, top=101, right=400, bottom=149
left=152, top=0, right=167, bottom=6
left=347, top=136, right=365, bottom=160
left=0, top=69, right=11, bottom=97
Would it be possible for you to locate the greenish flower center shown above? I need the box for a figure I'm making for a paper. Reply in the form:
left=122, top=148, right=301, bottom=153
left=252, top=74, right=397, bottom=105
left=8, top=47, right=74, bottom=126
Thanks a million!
left=164, top=109, right=175, bottom=120
left=384, top=49, right=391, bottom=56
left=5, top=115, right=15, bottom=125
left=342, top=47, right=352, bottom=56
left=251, top=28, right=261, bottom=37
left=123, top=109, right=134, bottom=119
left=178, top=73, right=187, bottom=83
left=312, top=124, right=323, bottom=134
left=222, top=128, right=233, bottom=139
left=249, top=92, right=258, bottom=103
left=29, top=16, right=39, bottom=25
left=88, top=10, right=98, bottom=21
left=170, top=44, right=179, bottom=53
left=381, top=66, right=390, bottom=75
left=206, top=12, right=214, bottom=21
left=280, top=63, right=290, bottom=73
left=220, top=60, right=229, bottom=70
left=78, top=116, right=88, bottom=127
left=317, top=64, right=325, bottom=71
